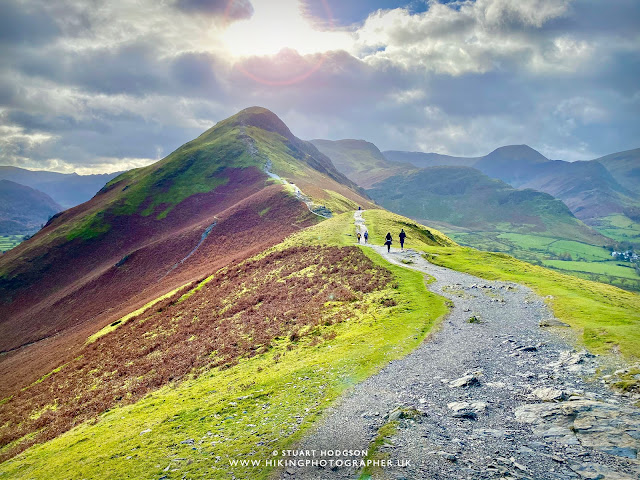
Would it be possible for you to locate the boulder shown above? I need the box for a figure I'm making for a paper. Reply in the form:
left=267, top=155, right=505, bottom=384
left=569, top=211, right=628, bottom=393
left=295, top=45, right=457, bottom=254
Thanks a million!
left=449, top=374, right=480, bottom=388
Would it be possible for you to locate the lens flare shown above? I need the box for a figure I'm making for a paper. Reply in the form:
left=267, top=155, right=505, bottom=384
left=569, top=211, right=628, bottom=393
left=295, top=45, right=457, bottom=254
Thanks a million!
left=222, top=0, right=346, bottom=86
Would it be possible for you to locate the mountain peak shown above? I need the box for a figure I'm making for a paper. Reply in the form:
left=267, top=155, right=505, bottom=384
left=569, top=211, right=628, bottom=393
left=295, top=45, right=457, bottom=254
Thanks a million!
left=225, top=106, right=294, bottom=140
left=485, top=145, right=549, bottom=163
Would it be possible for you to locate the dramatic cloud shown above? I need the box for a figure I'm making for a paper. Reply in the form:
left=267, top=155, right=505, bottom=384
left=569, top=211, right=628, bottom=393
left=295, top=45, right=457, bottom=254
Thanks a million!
left=0, top=0, right=638, bottom=172
left=175, top=0, right=254, bottom=19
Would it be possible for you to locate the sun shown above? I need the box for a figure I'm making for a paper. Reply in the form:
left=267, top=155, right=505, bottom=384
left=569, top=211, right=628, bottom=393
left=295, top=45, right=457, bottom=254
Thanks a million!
left=221, top=0, right=352, bottom=57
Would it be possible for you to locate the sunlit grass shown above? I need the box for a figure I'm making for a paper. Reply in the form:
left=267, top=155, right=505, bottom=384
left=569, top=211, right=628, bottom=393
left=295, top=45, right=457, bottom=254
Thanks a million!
left=0, top=215, right=447, bottom=480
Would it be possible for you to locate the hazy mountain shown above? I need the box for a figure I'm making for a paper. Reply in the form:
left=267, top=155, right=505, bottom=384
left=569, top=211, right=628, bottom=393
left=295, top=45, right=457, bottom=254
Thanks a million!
left=0, top=180, right=62, bottom=235
left=310, top=139, right=409, bottom=188
left=593, top=148, right=640, bottom=194
left=472, top=145, right=550, bottom=185
left=518, top=160, right=636, bottom=221
left=0, top=167, right=121, bottom=208
left=383, top=144, right=639, bottom=224
left=383, top=150, right=478, bottom=168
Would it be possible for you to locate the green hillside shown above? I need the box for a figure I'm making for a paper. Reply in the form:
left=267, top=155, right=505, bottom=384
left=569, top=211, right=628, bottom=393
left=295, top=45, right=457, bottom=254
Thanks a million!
left=367, top=166, right=606, bottom=244
left=0, top=212, right=450, bottom=479
left=363, top=210, right=640, bottom=360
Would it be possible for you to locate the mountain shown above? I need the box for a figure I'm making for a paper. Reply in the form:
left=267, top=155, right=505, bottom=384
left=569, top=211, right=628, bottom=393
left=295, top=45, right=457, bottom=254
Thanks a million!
left=384, top=144, right=640, bottom=225
left=0, top=180, right=62, bottom=236
left=0, top=106, right=373, bottom=399
left=383, top=150, right=478, bottom=168
left=472, top=145, right=550, bottom=185
left=517, top=160, right=636, bottom=221
left=593, top=148, right=640, bottom=193
left=367, top=166, right=608, bottom=245
left=310, top=139, right=409, bottom=188
left=0, top=167, right=121, bottom=208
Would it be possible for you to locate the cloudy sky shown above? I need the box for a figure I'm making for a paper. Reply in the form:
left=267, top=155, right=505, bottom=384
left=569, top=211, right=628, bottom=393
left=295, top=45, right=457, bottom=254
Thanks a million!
left=1, top=0, right=639, bottom=173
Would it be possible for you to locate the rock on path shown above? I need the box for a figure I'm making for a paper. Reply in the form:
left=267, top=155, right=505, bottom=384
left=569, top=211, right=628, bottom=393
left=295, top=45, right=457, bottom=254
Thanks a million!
left=282, top=211, right=639, bottom=480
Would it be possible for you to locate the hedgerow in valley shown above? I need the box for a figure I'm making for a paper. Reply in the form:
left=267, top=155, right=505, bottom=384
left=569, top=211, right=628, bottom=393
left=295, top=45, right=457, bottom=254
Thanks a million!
left=0, top=246, right=391, bottom=461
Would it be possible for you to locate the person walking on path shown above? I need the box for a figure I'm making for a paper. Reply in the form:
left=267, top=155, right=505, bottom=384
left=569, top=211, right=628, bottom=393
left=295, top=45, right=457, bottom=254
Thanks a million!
left=399, top=229, right=406, bottom=251
left=357, top=232, right=362, bottom=243
left=384, top=232, right=393, bottom=252
left=363, top=231, right=368, bottom=244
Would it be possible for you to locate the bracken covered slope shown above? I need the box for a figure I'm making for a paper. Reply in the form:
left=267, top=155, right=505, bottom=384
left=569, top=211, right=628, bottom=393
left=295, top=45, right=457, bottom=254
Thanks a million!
left=0, top=106, right=372, bottom=398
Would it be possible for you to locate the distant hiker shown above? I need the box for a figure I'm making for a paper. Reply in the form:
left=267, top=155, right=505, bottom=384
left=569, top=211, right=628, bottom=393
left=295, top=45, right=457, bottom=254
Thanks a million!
left=399, top=229, right=407, bottom=250
left=358, top=206, right=361, bottom=211
left=364, top=231, right=369, bottom=243
left=357, top=232, right=362, bottom=243
left=384, top=232, right=392, bottom=252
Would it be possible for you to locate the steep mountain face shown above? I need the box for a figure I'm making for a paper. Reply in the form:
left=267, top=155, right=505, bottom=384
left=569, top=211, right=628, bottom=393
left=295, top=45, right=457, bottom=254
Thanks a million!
left=0, top=167, right=121, bottom=208
left=0, top=106, right=373, bottom=396
left=0, top=180, right=62, bottom=235
left=383, top=150, right=478, bottom=169
left=518, top=160, right=636, bottom=221
left=593, top=148, right=640, bottom=194
left=311, top=139, right=410, bottom=188
left=367, top=166, right=609, bottom=245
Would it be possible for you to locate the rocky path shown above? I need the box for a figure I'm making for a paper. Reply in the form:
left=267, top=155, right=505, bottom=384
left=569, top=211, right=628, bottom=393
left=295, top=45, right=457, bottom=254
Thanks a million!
left=283, top=211, right=639, bottom=480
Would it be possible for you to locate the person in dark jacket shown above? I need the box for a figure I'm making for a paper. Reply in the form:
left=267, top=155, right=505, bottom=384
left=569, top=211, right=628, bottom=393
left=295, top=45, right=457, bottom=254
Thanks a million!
left=384, top=232, right=392, bottom=252
left=363, top=231, right=369, bottom=243
left=399, top=229, right=406, bottom=250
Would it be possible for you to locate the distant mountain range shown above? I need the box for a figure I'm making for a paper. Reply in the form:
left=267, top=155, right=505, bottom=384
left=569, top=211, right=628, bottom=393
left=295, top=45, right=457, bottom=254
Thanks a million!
left=0, top=180, right=62, bottom=236
left=384, top=145, right=640, bottom=224
left=367, top=166, right=608, bottom=246
left=313, top=140, right=609, bottom=245
left=0, top=167, right=121, bottom=209
left=313, top=139, right=640, bottom=291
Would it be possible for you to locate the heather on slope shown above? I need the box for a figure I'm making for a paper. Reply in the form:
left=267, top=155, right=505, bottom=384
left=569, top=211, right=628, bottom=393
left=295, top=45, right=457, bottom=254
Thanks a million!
left=0, top=246, right=391, bottom=461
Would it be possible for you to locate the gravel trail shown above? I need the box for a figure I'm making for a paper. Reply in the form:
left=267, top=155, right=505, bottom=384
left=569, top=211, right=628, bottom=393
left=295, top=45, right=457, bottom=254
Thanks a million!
left=281, top=211, right=639, bottom=480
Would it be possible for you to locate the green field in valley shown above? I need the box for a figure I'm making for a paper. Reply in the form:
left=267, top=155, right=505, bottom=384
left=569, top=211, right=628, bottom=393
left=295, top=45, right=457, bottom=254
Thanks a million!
left=443, top=229, right=640, bottom=292
left=0, top=236, right=25, bottom=253
left=592, top=214, right=640, bottom=245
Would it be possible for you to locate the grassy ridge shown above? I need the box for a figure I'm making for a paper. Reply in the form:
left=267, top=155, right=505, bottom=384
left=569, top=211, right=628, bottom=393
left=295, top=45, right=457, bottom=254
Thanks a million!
left=361, top=209, right=456, bottom=249
left=0, top=215, right=447, bottom=479
left=364, top=210, right=640, bottom=360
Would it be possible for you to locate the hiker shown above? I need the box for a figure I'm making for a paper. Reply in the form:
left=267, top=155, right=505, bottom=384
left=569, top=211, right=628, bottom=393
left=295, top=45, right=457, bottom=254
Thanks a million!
left=363, top=231, right=368, bottom=243
left=357, top=232, right=362, bottom=243
left=399, top=229, right=406, bottom=250
left=384, top=232, right=392, bottom=252
left=358, top=206, right=361, bottom=211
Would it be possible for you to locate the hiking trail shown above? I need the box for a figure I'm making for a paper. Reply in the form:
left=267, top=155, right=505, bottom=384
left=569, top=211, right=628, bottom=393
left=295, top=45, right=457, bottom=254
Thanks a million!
left=283, top=210, right=640, bottom=480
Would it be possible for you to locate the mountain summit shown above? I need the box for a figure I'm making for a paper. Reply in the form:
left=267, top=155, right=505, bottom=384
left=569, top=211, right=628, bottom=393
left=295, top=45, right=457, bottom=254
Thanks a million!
left=0, top=107, right=372, bottom=395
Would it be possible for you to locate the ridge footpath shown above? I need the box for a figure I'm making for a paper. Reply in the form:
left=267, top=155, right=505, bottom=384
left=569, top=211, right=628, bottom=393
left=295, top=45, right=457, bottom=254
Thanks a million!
left=284, top=211, right=639, bottom=480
